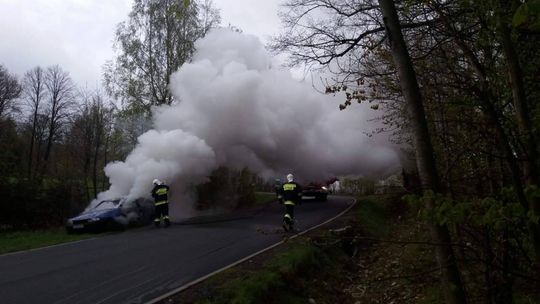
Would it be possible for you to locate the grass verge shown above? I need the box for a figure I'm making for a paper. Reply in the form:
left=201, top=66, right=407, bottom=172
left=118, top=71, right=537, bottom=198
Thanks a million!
left=189, top=239, right=349, bottom=304
left=162, top=194, right=402, bottom=304
left=254, top=192, right=277, bottom=205
left=0, top=227, right=96, bottom=255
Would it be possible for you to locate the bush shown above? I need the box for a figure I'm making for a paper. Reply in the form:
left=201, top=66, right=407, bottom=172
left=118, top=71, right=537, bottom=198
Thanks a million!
left=0, top=178, right=84, bottom=231
left=195, top=167, right=256, bottom=210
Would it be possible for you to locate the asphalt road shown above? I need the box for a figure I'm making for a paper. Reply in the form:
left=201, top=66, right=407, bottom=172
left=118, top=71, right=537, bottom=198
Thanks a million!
left=0, top=196, right=353, bottom=304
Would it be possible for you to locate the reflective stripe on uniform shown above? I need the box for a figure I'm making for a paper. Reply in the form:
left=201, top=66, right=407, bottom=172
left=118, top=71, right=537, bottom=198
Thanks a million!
left=283, top=183, right=296, bottom=191
left=284, top=200, right=295, bottom=205
left=155, top=200, right=168, bottom=206
left=156, top=188, right=168, bottom=195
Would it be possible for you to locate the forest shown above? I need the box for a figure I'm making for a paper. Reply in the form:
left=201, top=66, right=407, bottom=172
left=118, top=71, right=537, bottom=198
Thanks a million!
left=0, top=0, right=221, bottom=229
left=1, top=0, right=539, bottom=302
left=271, top=0, right=540, bottom=302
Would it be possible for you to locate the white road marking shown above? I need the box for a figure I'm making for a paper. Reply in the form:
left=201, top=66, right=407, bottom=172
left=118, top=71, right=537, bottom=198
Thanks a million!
left=145, top=197, right=357, bottom=304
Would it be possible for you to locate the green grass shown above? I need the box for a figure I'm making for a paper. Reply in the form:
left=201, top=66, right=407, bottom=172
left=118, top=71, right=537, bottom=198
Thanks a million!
left=181, top=194, right=401, bottom=304
left=254, top=192, right=277, bottom=205
left=212, top=243, right=332, bottom=304
left=0, top=228, right=96, bottom=255
left=228, top=270, right=284, bottom=304
left=355, top=196, right=391, bottom=237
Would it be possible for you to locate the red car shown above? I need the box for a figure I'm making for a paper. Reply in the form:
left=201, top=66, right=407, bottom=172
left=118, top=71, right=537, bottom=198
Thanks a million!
left=301, top=182, right=329, bottom=201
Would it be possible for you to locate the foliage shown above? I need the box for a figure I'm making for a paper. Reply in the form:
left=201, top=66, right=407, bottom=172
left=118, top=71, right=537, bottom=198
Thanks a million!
left=0, top=64, right=22, bottom=118
left=513, top=0, right=540, bottom=32
left=405, top=189, right=536, bottom=300
left=0, top=178, right=85, bottom=231
left=0, top=118, right=25, bottom=177
left=103, top=0, right=221, bottom=113
left=404, top=189, right=537, bottom=231
left=253, top=192, right=276, bottom=205
left=340, top=177, right=376, bottom=195
left=355, top=197, right=391, bottom=237
left=195, top=167, right=257, bottom=209
left=0, top=2, right=223, bottom=232
left=0, top=227, right=95, bottom=255
left=274, top=0, right=540, bottom=300
left=223, top=244, right=331, bottom=304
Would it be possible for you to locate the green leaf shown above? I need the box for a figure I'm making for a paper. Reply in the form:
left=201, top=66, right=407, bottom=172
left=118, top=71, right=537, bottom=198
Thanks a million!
left=513, top=0, right=540, bottom=31
left=513, top=4, right=530, bottom=28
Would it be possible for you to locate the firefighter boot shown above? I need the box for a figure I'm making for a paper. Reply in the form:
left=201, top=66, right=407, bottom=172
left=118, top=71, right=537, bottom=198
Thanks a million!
left=283, top=214, right=293, bottom=232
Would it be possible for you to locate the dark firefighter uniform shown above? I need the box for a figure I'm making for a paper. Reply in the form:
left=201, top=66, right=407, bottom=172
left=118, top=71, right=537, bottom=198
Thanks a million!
left=279, top=181, right=302, bottom=231
left=151, top=183, right=170, bottom=227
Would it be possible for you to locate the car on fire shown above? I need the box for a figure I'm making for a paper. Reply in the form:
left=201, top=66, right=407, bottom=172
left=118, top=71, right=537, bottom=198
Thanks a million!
left=66, top=197, right=154, bottom=233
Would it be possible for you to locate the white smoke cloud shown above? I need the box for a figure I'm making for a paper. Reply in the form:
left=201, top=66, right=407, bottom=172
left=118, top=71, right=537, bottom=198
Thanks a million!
left=96, top=129, right=216, bottom=201
left=95, top=28, right=400, bottom=217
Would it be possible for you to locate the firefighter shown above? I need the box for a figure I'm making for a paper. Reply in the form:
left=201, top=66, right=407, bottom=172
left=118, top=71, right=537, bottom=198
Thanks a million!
left=151, top=179, right=170, bottom=228
left=279, top=173, right=302, bottom=232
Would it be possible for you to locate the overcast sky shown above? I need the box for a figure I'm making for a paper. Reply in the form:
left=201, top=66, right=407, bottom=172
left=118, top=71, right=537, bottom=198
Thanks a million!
left=0, top=0, right=283, bottom=87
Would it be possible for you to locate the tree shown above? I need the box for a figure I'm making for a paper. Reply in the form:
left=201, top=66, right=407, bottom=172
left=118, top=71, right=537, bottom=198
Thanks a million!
left=41, top=65, right=74, bottom=176
left=275, top=0, right=540, bottom=301
left=274, top=1, right=467, bottom=302
left=67, top=89, right=114, bottom=201
left=378, top=1, right=467, bottom=302
left=0, top=64, right=22, bottom=118
left=22, top=66, right=47, bottom=179
left=103, top=0, right=221, bottom=113
left=497, top=0, right=540, bottom=258
left=422, top=0, right=540, bottom=262
left=200, top=0, right=221, bottom=35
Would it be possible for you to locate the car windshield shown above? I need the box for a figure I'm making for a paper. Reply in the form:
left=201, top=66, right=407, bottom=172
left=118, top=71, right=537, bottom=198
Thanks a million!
left=93, top=199, right=121, bottom=210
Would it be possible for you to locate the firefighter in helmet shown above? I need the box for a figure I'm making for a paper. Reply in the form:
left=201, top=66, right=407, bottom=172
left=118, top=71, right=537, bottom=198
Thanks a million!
left=151, top=179, right=170, bottom=228
left=279, top=173, right=302, bottom=232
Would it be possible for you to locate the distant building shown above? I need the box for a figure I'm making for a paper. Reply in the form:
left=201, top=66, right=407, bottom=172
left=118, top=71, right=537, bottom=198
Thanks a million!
left=375, top=172, right=405, bottom=194
left=329, top=180, right=340, bottom=193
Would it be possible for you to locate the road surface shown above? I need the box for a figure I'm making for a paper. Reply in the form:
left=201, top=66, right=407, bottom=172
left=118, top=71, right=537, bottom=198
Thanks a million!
left=0, top=196, right=353, bottom=304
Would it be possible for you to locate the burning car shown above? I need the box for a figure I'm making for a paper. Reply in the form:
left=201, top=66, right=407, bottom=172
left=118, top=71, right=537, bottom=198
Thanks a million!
left=66, top=197, right=154, bottom=233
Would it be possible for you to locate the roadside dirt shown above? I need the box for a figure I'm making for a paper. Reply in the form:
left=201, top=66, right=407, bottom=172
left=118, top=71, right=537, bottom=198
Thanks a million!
left=158, top=194, right=439, bottom=304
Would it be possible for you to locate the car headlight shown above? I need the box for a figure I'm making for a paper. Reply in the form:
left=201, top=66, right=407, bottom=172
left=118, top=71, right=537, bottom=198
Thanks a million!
left=321, top=186, right=328, bottom=191
left=89, top=217, right=101, bottom=222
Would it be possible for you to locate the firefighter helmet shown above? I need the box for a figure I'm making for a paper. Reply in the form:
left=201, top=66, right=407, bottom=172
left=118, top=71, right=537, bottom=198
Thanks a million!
left=286, top=174, right=294, bottom=182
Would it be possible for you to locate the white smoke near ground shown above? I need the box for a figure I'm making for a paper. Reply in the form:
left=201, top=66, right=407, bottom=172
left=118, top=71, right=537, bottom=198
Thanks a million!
left=94, top=28, right=400, bottom=218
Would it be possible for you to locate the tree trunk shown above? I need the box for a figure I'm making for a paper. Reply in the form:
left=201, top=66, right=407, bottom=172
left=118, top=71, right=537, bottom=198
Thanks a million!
left=92, top=116, right=102, bottom=199
left=433, top=0, right=540, bottom=260
left=42, top=115, right=55, bottom=177
left=499, top=21, right=540, bottom=258
left=25, top=67, right=45, bottom=180
left=101, top=132, right=110, bottom=192
left=378, top=1, right=467, bottom=303
left=28, top=109, right=38, bottom=180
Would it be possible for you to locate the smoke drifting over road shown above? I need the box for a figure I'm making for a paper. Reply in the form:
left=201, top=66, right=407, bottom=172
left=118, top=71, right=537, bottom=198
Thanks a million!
left=96, top=29, right=399, bottom=215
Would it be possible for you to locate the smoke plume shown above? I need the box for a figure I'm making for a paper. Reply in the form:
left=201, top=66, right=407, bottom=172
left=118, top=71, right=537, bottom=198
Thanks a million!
left=95, top=28, right=400, bottom=217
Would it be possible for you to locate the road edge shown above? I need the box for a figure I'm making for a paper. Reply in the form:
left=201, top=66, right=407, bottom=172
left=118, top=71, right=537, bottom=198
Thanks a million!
left=145, top=196, right=357, bottom=304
